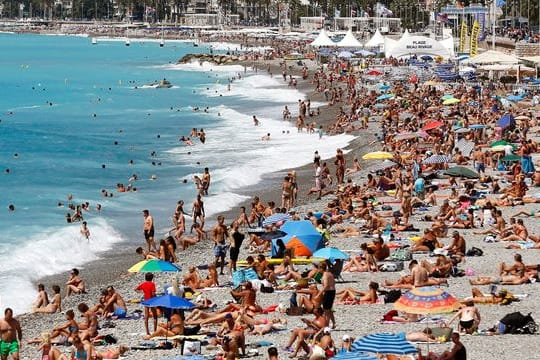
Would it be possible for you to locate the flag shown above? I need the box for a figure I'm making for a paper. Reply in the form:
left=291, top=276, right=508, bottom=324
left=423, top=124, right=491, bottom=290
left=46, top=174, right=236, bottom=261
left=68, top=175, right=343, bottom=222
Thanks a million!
left=376, top=2, right=393, bottom=16
left=459, top=21, right=468, bottom=53
left=496, top=0, right=506, bottom=7
left=470, top=20, right=480, bottom=57
left=437, top=13, right=449, bottom=24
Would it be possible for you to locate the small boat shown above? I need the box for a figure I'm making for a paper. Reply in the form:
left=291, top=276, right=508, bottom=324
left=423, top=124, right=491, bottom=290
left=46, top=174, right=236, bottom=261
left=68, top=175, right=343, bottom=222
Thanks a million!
left=91, top=37, right=97, bottom=45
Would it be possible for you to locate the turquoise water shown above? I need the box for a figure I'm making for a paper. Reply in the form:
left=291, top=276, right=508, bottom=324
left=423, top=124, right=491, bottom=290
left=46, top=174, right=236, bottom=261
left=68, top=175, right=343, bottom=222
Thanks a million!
left=0, top=33, right=354, bottom=313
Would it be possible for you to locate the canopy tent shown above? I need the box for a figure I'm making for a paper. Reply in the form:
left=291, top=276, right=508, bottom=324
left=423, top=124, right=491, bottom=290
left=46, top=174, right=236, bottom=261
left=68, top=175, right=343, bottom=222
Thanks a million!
left=400, top=29, right=411, bottom=41
left=337, top=29, right=363, bottom=48
left=310, top=29, right=336, bottom=47
left=462, top=50, right=519, bottom=65
left=383, top=36, right=398, bottom=54
left=439, top=36, right=455, bottom=57
left=520, top=55, right=540, bottom=65
left=385, top=35, right=453, bottom=59
left=365, top=29, right=385, bottom=48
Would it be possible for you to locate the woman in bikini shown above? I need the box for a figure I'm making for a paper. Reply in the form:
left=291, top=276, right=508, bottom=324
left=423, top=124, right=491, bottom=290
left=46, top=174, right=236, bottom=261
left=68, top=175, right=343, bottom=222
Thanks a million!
left=336, top=282, right=379, bottom=304
left=70, top=335, right=96, bottom=360
left=66, top=268, right=85, bottom=297
left=143, top=311, right=184, bottom=339
left=35, top=285, right=62, bottom=314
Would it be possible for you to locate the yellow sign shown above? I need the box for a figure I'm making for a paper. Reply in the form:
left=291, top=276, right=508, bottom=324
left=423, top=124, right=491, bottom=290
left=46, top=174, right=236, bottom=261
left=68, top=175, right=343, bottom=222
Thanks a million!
left=459, top=21, right=468, bottom=53
left=470, top=20, right=480, bottom=57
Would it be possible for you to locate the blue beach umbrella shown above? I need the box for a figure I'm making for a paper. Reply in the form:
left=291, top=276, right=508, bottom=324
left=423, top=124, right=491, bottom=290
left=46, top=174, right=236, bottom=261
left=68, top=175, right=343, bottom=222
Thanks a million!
left=312, top=247, right=350, bottom=260
left=273, top=220, right=323, bottom=257
left=333, top=351, right=377, bottom=360
left=379, top=84, right=390, bottom=91
left=506, top=94, right=525, bottom=102
left=142, top=294, right=195, bottom=310
left=373, top=103, right=387, bottom=108
left=352, top=332, right=417, bottom=355
left=376, top=93, right=394, bottom=101
left=468, top=124, right=486, bottom=129
left=497, top=114, right=515, bottom=129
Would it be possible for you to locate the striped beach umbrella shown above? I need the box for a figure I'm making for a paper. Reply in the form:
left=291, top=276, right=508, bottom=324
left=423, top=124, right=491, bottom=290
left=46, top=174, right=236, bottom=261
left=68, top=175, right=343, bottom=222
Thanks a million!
left=352, top=332, right=417, bottom=355
left=455, top=138, right=475, bottom=157
left=422, top=154, right=451, bottom=164
left=394, top=286, right=460, bottom=315
left=128, top=259, right=181, bottom=273
left=262, top=213, right=291, bottom=227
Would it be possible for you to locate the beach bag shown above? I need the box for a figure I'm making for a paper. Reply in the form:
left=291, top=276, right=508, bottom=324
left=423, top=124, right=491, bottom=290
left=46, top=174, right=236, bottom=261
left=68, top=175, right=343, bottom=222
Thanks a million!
left=389, top=248, right=412, bottom=261
left=379, top=262, right=403, bottom=272
left=182, top=340, right=201, bottom=355
left=500, top=312, right=537, bottom=334
left=431, top=327, right=453, bottom=342
left=232, top=268, right=259, bottom=287
left=286, top=307, right=303, bottom=316
left=384, top=290, right=402, bottom=304
left=466, top=247, right=483, bottom=257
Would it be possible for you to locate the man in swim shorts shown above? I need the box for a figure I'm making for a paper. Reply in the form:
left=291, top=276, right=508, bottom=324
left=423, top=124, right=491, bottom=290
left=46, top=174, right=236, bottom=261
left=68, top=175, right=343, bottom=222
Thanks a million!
left=142, top=209, right=157, bottom=252
left=0, top=308, right=22, bottom=360
left=318, top=262, right=336, bottom=329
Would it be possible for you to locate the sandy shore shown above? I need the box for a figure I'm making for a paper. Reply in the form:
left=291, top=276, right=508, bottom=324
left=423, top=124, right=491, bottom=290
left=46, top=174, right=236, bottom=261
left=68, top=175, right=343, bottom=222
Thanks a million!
left=16, top=44, right=540, bottom=360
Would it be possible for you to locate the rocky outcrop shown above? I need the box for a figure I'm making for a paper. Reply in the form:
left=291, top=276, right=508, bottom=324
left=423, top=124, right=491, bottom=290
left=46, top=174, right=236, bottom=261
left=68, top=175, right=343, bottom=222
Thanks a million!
left=177, top=53, right=243, bottom=65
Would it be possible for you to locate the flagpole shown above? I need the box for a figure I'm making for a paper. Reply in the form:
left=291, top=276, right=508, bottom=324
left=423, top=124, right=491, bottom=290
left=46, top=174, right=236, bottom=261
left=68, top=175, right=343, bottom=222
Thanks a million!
left=491, top=0, right=495, bottom=50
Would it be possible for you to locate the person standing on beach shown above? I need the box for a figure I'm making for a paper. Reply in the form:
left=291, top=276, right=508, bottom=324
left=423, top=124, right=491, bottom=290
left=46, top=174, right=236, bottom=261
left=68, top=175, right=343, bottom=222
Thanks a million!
left=335, top=148, right=346, bottom=184
left=318, top=262, right=336, bottom=328
left=212, top=215, right=229, bottom=275
left=202, top=167, right=211, bottom=196
left=192, top=195, right=205, bottom=230
left=229, top=220, right=245, bottom=273
left=0, top=308, right=22, bottom=360
left=143, top=210, right=157, bottom=252
left=135, top=273, right=158, bottom=336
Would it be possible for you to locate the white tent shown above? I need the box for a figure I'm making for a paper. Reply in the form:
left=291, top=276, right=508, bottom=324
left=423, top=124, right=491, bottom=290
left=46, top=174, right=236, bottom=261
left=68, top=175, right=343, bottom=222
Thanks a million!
left=400, top=29, right=411, bottom=41
left=462, top=50, right=519, bottom=65
left=383, top=36, right=398, bottom=54
left=310, top=29, right=335, bottom=47
left=385, top=35, right=453, bottom=59
left=365, top=29, right=385, bottom=48
left=336, top=29, right=363, bottom=48
left=439, top=36, right=455, bottom=58
left=519, top=55, right=540, bottom=65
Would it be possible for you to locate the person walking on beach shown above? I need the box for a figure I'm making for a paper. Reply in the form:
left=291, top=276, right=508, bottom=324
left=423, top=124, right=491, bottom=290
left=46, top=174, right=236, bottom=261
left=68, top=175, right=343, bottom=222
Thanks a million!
left=0, top=308, right=22, bottom=360
left=142, top=209, right=157, bottom=252
left=335, top=148, right=346, bottom=184
left=212, top=215, right=229, bottom=275
left=135, top=273, right=158, bottom=336
left=192, top=195, right=205, bottom=230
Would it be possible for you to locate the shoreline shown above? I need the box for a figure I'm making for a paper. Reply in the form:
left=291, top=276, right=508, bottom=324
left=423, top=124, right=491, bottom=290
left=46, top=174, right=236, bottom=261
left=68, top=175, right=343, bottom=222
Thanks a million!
left=24, top=48, right=361, bottom=311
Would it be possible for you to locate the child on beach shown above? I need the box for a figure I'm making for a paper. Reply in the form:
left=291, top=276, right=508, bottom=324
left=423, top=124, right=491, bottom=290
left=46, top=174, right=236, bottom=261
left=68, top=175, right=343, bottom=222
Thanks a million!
left=135, top=273, right=158, bottom=336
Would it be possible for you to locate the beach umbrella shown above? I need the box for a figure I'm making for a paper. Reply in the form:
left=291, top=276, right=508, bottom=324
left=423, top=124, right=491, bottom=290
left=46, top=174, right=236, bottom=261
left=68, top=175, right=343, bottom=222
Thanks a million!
left=376, top=93, right=395, bottom=101
left=276, top=220, right=323, bottom=257
left=337, top=50, right=354, bottom=59
left=443, top=166, right=480, bottom=179
left=422, top=154, right=451, bottom=164
left=454, top=127, right=470, bottom=134
left=373, top=103, right=387, bottom=109
left=366, top=69, right=383, bottom=76
left=352, top=332, right=417, bottom=355
left=421, top=55, right=433, bottom=61
left=507, top=94, right=525, bottom=102
left=443, top=98, right=460, bottom=105
left=502, top=154, right=521, bottom=162
left=515, top=115, right=530, bottom=120
left=422, top=121, right=444, bottom=131
left=262, top=213, right=291, bottom=227
left=259, top=230, right=287, bottom=241
left=394, top=286, right=460, bottom=315
left=490, top=140, right=510, bottom=147
left=455, top=138, right=475, bottom=157
left=312, top=247, right=350, bottom=260
left=468, top=124, right=486, bottom=129
left=491, top=145, right=509, bottom=152
left=497, top=114, right=515, bottom=128
left=355, top=49, right=375, bottom=57
left=333, top=351, right=377, bottom=360
left=441, top=94, right=455, bottom=100
left=362, top=151, right=393, bottom=160
left=379, top=84, right=390, bottom=91
left=142, top=294, right=195, bottom=310
left=128, top=259, right=181, bottom=273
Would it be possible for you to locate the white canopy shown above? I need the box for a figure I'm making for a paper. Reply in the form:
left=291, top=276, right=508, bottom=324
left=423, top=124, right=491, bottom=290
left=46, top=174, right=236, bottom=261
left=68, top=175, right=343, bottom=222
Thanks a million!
left=310, top=29, right=335, bottom=47
left=400, top=29, right=411, bottom=41
left=385, top=35, right=453, bottom=59
left=463, top=50, right=519, bottom=65
left=383, top=36, right=398, bottom=54
left=365, top=29, right=385, bottom=48
left=520, top=56, right=540, bottom=65
left=336, top=29, right=363, bottom=48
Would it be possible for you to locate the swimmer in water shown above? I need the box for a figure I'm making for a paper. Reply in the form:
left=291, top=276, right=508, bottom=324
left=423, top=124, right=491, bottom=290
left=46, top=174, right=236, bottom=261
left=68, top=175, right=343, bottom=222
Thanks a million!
left=262, top=133, right=270, bottom=141
left=80, top=221, right=90, bottom=242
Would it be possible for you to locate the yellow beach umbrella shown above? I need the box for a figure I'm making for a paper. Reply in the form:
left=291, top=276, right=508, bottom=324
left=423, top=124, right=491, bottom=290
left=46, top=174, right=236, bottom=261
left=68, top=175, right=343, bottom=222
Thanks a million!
left=362, top=151, right=394, bottom=160
left=442, top=98, right=460, bottom=105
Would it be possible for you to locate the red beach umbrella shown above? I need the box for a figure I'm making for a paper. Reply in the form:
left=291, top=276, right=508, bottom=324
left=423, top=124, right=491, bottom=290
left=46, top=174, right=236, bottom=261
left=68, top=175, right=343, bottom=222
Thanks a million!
left=366, top=69, right=383, bottom=76
left=422, top=121, right=444, bottom=131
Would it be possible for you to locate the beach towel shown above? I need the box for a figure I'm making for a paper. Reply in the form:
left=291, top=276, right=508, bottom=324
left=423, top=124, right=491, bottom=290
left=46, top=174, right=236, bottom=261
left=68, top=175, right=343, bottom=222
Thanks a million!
left=232, top=268, right=259, bottom=287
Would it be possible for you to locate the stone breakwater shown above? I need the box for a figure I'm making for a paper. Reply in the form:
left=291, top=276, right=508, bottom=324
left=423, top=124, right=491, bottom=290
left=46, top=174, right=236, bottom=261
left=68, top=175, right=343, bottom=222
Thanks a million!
left=178, top=53, right=244, bottom=65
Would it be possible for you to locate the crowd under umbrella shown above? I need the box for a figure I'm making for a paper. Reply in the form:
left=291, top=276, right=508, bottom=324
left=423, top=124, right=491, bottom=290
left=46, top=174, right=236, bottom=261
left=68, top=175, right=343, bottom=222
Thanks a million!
left=351, top=332, right=418, bottom=356
left=141, top=294, right=196, bottom=341
left=128, top=259, right=182, bottom=273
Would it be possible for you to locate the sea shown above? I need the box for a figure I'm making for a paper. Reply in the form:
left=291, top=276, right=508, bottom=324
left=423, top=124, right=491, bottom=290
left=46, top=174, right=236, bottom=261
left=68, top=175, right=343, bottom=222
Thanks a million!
left=0, top=33, right=355, bottom=314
